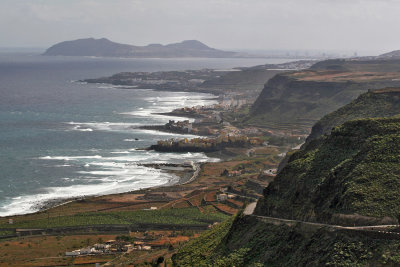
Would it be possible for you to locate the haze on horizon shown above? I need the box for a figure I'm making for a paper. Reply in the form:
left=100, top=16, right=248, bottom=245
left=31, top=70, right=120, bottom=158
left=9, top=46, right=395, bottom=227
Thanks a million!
left=1, top=0, right=399, bottom=56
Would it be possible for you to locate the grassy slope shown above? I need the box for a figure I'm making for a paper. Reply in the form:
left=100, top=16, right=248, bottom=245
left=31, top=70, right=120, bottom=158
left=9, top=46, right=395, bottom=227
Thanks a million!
left=172, top=217, right=236, bottom=267
left=256, top=117, right=400, bottom=224
left=173, top=215, right=400, bottom=266
left=173, top=117, right=400, bottom=266
left=306, top=88, right=400, bottom=143
left=0, top=207, right=228, bottom=229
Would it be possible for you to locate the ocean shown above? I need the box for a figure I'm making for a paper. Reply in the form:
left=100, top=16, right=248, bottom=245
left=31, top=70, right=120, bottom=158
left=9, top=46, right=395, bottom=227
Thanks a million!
left=0, top=52, right=292, bottom=216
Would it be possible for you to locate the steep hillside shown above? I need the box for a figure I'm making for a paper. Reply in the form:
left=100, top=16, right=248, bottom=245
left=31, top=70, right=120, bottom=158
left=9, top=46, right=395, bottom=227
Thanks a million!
left=377, top=51, right=400, bottom=60
left=173, top=214, right=400, bottom=266
left=255, top=117, right=400, bottom=225
left=200, top=69, right=284, bottom=97
left=306, top=88, right=400, bottom=143
left=247, top=60, right=400, bottom=131
left=173, top=117, right=400, bottom=266
left=43, top=38, right=240, bottom=58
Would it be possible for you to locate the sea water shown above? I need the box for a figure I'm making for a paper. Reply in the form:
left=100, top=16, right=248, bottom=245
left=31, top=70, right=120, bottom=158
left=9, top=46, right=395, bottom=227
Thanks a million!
left=0, top=52, right=292, bottom=216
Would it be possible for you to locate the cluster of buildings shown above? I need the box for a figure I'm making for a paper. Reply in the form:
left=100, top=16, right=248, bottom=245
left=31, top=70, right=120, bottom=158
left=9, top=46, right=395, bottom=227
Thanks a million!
left=216, top=193, right=236, bottom=202
left=156, top=135, right=263, bottom=151
left=65, top=240, right=151, bottom=257
left=221, top=169, right=242, bottom=177
left=165, top=120, right=193, bottom=133
left=173, top=105, right=215, bottom=116
left=220, top=97, right=248, bottom=110
left=216, top=188, right=237, bottom=202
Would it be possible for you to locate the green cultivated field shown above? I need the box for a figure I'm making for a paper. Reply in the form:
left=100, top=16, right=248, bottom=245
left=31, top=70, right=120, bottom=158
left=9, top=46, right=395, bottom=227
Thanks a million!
left=0, top=207, right=228, bottom=229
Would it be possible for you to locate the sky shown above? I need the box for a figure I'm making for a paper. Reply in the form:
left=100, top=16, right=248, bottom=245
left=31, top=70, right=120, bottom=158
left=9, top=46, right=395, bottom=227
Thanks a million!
left=1, top=0, right=399, bottom=55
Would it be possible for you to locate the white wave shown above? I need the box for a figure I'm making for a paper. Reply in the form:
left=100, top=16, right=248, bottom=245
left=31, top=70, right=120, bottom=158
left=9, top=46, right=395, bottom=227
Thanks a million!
left=67, top=121, right=142, bottom=132
left=54, top=164, right=72, bottom=167
left=1, top=92, right=220, bottom=217
left=39, top=155, right=102, bottom=160
left=74, top=126, right=93, bottom=132
left=120, top=92, right=217, bottom=124
left=110, top=151, right=131, bottom=154
left=138, top=129, right=198, bottom=138
left=0, top=164, right=174, bottom=217
left=78, top=169, right=130, bottom=176
left=3, top=148, right=218, bottom=217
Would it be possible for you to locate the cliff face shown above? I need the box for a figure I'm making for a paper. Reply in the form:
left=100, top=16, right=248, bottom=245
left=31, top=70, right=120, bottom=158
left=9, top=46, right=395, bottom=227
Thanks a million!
left=43, top=38, right=239, bottom=58
left=248, top=71, right=400, bottom=130
left=199, top=69, right=283, bottom=97
left=255, top=117, right=400, bottom=225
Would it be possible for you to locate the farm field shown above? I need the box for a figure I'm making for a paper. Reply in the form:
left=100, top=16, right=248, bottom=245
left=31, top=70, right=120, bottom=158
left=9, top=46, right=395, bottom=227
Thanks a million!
left=0, top=207, right=228, bottom=230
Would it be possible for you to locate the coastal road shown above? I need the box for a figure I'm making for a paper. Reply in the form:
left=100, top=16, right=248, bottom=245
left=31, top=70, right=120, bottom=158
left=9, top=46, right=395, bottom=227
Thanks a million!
left=243, top=202, right=257, bottom=215
left=181, top=162, right=200, bottom=185
left=243, top=202, right=400, bottom=235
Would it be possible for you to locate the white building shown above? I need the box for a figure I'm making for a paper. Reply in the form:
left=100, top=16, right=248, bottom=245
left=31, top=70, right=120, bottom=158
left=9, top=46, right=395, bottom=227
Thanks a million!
left=217, top=194, right=228, bottom=201
left=65, top=250, right=80, bottom=256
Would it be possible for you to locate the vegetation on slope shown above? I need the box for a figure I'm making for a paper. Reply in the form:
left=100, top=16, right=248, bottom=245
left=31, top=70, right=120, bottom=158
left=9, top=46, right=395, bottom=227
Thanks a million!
left=173, top=215, right=400, bottom=266
left=306, top=88, right=400, bottom=143
left=0, top=207, right=228, bottom=229
left=172, top=216, right=238, bottom=267
left=255, top=117, right=400, bottom=225
left=173, top=62, right=400, bottom=267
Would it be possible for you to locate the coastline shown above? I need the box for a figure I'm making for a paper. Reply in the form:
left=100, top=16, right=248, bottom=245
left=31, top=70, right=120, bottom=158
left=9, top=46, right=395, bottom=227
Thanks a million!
left=34, top=161, right=200, bottom=214
left=1, top=58, right=290, bottom=218
left=4, top=91, right=220, bottom=218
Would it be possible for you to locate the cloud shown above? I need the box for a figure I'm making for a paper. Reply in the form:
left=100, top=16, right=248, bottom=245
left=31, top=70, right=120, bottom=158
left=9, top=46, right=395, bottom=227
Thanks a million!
left=0, top=0, right=399, bottom=54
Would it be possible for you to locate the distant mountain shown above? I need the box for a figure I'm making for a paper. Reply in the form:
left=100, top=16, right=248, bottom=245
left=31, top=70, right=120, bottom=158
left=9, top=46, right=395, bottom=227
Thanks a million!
left=43, top=38, right=241, bottom=58
left=377, top=50, right=400, bottom=59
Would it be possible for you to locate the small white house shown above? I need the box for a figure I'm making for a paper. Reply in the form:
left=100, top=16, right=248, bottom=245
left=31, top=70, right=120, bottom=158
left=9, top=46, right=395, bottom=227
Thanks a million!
left=65, top=250, right=80, bottom=256
left=217, top=194, right=228, bottom=202
left=79, top=247, right=92, bottom=255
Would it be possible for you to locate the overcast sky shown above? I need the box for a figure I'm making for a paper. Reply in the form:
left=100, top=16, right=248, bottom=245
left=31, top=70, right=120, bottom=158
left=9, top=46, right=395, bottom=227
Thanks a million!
left=1, top=0, right=399, bottom=55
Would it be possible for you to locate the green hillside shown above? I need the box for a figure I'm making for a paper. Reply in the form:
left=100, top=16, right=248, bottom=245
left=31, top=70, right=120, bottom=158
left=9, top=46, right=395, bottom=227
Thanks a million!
left=306, top=88, right=400, bottom=143
left=173, top=60, right=400, bottom=267
left=173, top=214, right=400, bottom=266
left=173, top=117, right=400, bottom=266
left=256, top=117, right=400, bottom=225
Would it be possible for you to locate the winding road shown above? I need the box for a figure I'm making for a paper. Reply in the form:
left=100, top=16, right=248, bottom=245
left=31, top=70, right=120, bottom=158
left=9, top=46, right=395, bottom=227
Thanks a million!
left=243, top=202, right=400, bottom=237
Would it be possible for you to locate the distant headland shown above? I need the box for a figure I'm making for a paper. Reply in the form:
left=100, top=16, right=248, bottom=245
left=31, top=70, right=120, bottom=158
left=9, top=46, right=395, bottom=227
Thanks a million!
left=42, top=38, right=249, bottom=58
